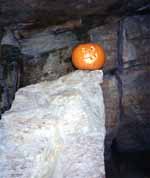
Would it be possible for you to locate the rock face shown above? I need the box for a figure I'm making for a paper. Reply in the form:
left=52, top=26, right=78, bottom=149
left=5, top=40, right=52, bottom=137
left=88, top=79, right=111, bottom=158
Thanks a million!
left=19, top=30, right=78, bottom=56
left=120, top=15, right=150, bottom=120
left=95, top=14, right=150, bottom=130
left=19, top=29, right=78, bottom=85
left=89, top=22, right=118, bottom=71
left=0, top=0, right=149, bottom=27
left=1, top=27, right=79, bottom=85
left=0, top=70, right=105, bottom=178
left=122, top=15, right=150, bottom=67
left=121, top=66, right=150, bottom=120
left=0, top=30, right=22, bottom=116
left=0, top=27, right=78, bottom=115
left=102, top=75, right=120, bottom=129
left=104, top=14, right=150, bottom=178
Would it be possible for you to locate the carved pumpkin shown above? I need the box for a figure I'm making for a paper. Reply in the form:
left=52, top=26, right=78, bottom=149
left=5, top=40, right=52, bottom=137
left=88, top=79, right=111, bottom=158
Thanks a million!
left=72, top=43, right=105, bottom=70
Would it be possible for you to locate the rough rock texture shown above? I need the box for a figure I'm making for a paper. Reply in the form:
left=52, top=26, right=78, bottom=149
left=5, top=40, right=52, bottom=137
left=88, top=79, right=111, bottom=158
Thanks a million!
left=97, top=14, right=150, bottom=131
left=104, top=14, right=150, bottom=178
left=0, top=70, right=105, bottom=178
left=88, top=21, right=121, bottom=130
left=22, top=47, right=75, bottom=86
left=0, top=27, right=78, bottom=114
left=18, top=29, right=78, bottom=85
left=106, top=75, right=150, bottom=171
left=0, top=30, right=22, bottom=115
left=122, top=15, right=150, bottom=67
left=102, top=74, right=120, bottom=129
left=0, top=0, right=149, bottom=27
left=89, top=22, right=118, bottom=70
left=121, top=66, right=150, bottom=119
left=19, top=29, right=78, bottom=56
left=89, top=21, right=120, bottom=130
left=1, top=28, right=78, bottom=85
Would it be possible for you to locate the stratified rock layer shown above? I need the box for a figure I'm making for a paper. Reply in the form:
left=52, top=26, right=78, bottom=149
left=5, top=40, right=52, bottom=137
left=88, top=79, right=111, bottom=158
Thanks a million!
left=0, top=70, right=105, bottom=178
left=0, top=0, right=149, bottom=27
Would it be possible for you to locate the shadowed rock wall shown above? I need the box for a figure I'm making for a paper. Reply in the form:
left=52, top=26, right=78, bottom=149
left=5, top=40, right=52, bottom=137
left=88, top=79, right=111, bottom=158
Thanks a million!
left=102, top=15, right=150, bottom=178
left=0, top=0, right=149, bottom=27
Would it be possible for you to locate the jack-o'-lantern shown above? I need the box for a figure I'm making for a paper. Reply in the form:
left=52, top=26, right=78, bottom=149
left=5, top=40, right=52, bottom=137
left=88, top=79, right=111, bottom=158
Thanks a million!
left=72, top=43, right=106, bottom=70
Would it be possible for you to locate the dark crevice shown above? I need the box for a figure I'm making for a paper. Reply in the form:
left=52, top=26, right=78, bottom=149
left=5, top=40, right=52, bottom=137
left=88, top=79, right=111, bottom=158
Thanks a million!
left=0, top=74, right=11, bottom=113
left=135, top=3, right=150, bottom=15
left=123, top=62, right=150, bottom=70
left=0, top=44, right=23, bottom=118
left=114, top=18, right=124, bottom=122
left=103, top=67, right=118, bottom=76
left=104, top=18, right=124, bottom=177
left=114, top=71, right=124, bottom=122
left=116, top=19, right=124, bottom=72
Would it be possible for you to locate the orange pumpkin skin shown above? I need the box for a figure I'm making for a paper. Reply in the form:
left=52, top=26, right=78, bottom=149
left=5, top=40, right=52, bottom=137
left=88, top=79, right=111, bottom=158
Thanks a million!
left=72, top=43, right=106, bottom=70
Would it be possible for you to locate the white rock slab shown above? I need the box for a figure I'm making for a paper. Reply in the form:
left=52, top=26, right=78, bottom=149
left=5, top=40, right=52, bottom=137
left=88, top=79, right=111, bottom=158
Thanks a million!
left=0, top=70, right=105, bottom=178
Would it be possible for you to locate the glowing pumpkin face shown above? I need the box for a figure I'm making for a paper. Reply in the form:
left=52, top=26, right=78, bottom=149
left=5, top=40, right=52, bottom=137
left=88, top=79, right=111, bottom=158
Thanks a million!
left=72, top=43, right=106, bottom=70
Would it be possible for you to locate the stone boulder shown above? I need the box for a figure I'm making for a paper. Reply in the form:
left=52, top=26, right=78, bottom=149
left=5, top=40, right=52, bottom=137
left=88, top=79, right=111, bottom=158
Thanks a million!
left=0, top=70, right=105, bottom=178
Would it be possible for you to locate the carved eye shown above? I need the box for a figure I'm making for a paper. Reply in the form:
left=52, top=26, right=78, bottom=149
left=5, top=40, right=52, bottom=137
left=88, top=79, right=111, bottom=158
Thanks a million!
left=90, top=46, right=94, bottom=51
